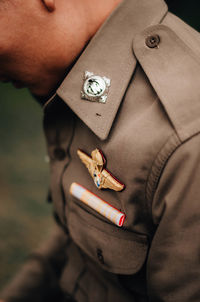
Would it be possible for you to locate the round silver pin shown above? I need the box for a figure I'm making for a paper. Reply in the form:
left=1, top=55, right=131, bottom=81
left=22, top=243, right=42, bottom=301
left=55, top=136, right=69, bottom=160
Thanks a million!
left=81, top=71, right=111, bottom=103
left=84, top=76, right=106, bottom=98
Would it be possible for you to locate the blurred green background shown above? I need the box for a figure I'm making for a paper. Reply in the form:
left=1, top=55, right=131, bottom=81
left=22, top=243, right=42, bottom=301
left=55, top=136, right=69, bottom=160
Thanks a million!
left=0, top=84, right=53, bottom=289
left=0, top=0, right=199, bottom=292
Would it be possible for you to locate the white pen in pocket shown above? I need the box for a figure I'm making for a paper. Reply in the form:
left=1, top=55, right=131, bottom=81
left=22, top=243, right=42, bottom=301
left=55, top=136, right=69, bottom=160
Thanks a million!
left=70, top=182, right=126, bottom=227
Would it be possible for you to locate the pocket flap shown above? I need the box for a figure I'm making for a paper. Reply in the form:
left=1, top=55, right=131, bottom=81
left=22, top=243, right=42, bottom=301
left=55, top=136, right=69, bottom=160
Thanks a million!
left=68, top=203, right=148, bottom=275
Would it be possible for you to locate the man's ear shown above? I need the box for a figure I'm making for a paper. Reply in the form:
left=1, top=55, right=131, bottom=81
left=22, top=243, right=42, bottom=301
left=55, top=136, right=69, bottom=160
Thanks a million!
left=42, top=0, right=56, bottom=12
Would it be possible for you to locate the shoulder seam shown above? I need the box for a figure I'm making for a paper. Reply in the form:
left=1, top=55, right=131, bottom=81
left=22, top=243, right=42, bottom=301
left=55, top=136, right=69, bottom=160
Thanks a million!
left=145, top=130, right=200, bottom=211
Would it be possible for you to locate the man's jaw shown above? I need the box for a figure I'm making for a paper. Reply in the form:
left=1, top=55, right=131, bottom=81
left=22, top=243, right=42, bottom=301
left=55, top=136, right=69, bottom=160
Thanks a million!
left=12, top=80, right=25, bottom=89
left=0, top=76, right=25, bottom=89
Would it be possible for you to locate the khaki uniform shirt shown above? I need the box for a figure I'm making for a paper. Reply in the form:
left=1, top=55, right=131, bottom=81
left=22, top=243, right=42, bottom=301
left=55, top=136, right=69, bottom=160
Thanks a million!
left=2, top=0, right=200, bottom=301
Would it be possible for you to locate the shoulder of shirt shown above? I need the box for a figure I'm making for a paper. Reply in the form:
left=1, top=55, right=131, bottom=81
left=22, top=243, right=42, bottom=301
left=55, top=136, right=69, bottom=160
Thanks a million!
left=133, top=12, right=200, bottom=143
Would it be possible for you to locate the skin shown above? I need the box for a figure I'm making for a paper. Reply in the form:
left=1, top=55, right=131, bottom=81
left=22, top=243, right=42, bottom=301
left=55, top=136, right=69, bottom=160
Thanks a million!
left=0, top=0, right=122, bottom=98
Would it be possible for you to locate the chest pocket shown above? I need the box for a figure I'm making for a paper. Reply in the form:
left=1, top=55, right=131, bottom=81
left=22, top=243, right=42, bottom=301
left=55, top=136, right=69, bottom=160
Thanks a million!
left=67, top=192, right=148, bottom=275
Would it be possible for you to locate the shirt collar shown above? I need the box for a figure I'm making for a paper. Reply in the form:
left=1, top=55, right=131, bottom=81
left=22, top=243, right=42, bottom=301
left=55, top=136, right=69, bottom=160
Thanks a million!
left=44, top=0, right=168, bottom=140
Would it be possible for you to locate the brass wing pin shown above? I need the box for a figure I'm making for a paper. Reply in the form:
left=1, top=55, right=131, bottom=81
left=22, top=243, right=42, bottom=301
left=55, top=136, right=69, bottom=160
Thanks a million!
left=77, top=149, right=125, bottom=191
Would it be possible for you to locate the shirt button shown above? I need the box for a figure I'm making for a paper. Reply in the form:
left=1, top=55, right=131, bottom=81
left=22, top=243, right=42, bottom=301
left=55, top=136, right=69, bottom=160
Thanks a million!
left=97, top=248, right=104, bottom=264
left=53, top=147, right=66, bottom=160
left=145, top=34, right=160, bottom=48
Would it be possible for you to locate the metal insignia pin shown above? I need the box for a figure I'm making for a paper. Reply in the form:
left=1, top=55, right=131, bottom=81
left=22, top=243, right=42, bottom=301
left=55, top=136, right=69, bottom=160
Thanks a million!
left=81, top=71, right=111, bottom=103
left=77, top=148, right=125, bottom=192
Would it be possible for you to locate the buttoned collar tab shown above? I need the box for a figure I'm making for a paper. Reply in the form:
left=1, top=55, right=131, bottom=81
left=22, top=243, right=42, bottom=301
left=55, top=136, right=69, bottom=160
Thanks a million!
left=54, top=0, right=167, bottom=140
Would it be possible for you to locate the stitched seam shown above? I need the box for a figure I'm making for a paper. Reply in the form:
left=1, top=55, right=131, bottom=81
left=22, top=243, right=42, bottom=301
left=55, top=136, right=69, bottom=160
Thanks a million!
left=72, top=268, right=87, bottom=297
left=146, top=130, right=200, bottom=219
left=60, top=116, right=76, bottom=225
left=145, top=132, right=181, bottom=210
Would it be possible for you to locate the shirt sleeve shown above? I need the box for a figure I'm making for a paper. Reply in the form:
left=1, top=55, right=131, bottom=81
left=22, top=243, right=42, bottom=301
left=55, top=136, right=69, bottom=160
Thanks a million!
left=0, top=225, right=69, bottom=302
left=147, top=134, right=200, bottom=301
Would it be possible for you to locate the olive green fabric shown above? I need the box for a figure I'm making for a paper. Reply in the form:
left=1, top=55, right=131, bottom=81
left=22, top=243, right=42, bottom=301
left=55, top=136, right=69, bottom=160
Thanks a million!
left=2, top=0, right=200, bottom=301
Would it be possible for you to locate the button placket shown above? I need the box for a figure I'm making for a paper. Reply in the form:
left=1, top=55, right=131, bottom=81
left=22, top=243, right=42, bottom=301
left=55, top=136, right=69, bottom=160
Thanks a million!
left=53, top=147, right=67, bottom=161
left=97, top=248, right=104, bottom=264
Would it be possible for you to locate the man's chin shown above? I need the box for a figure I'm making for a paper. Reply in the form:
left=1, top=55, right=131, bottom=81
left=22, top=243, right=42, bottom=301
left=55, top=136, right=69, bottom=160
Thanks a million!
left=28, top=74, right=68, bottom=105
left=12, top=81, right=26, bottom=89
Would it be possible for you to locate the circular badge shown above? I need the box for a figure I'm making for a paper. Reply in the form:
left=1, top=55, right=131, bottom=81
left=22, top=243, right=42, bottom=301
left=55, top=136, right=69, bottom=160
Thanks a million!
left=81, top=71, right=111, bottom=103
left=83, top=76, right=106, bottom=98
